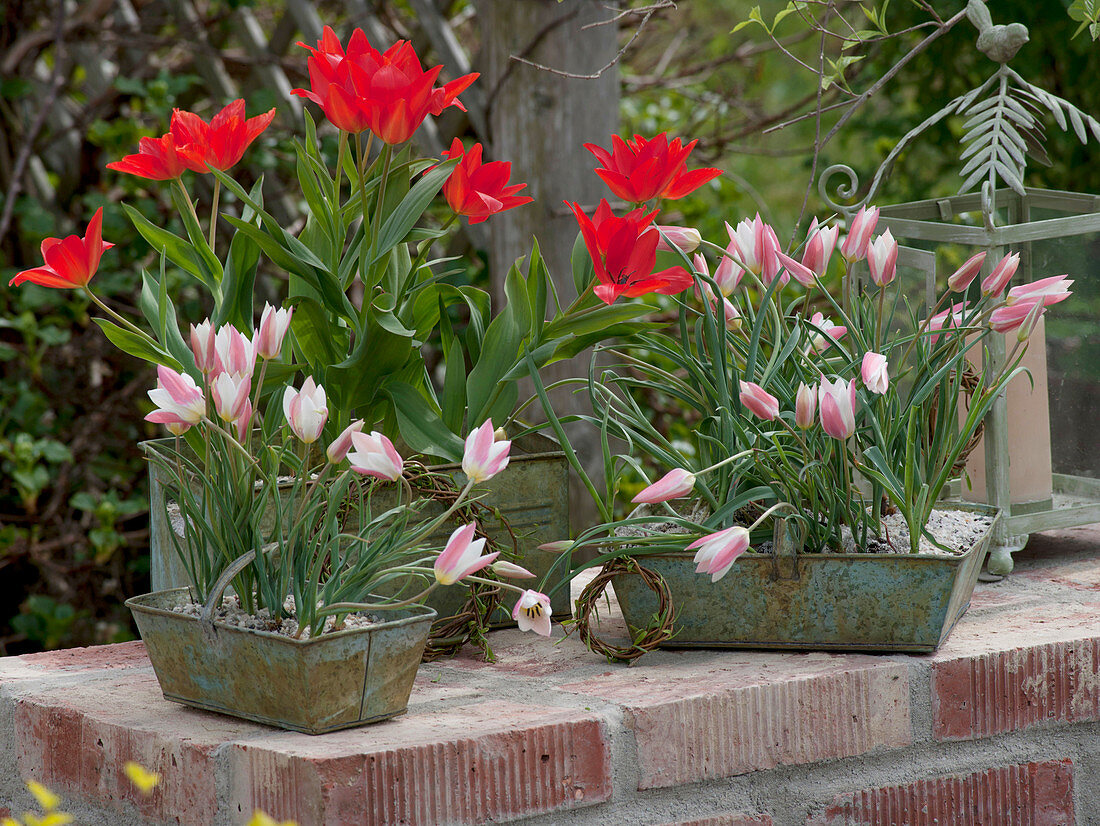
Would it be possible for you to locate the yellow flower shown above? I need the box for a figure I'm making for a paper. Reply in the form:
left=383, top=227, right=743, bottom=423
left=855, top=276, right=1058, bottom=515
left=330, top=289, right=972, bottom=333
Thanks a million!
left=246, top=811, right=297, bottom=826
left=123, top=762, right=161, bottom=795
left=3, top=816, right=25, bottom=826
left=25, top=783, right=59, bottom=813
left=24, top=814, right=73, bottom=826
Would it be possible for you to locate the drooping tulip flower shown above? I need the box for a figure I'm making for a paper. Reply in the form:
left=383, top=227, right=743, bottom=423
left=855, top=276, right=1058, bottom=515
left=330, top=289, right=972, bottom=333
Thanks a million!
left=326, top=420, right=364, bottom=464
left=255, top=304, right=293, bottom=360
left=211, top=372, right=251, bottom=423
left=10, top=207, right=114, bottom=289
left=462, top=420, right=511, bottom=483
left=688, top=525, right=750, bottom=582
left=282, top=377, right=328, bottom=444
left=491, top=560, right=536, bottom=579
left=990, top=297, right=1047, bottom=335
left=433, top=523, right=498, bottom=586
left=1006, top=275, right=1073, bottom=307
left=980, top=252, right=1020, bottom=296
left=146, top=365, right=205, bottom=433
left=926, top=302, right=970, bottom=346
left=293, top=27, right=477, bottom=144
left=655, top=226, right=702, bottom=253
left=777, top=251, right=818, bottom=288
left=801, top=218, right=839, bottom=281
left=808, top=312, right=847, bottom=352
left=584, top=133, right=722, bottom=203
left=212, top=326, right=255, bottom=379
left=693, top=255, right=743, bottom=329
left=347, top=430, right=404, bottom=481
left=726, top=215, right=783, bottom=285
left=441, top=139, right=533, bottom=224
left=839, top=205, right=880, bottom=262
left=170, top=100, right=275, bottom=173
left=795, top=382, right=817, bottom=429
left=512, top=590, right=553, bottom=636
left=818, top=377, right=857, bottom=440
left=739, top=381, right=780, bottom=421
left=861, top=352, right=890, bottom=395
left=567, top=200, right=692, bottom=305
left=946, top=251, right=988, bottom=292
left=866, top=229, right=898, bottom=287
left=190, top=320, right=217, bottom=375
left=632, top=468, right=697, bottom=504
left=107, top=133, right=190, bottom=181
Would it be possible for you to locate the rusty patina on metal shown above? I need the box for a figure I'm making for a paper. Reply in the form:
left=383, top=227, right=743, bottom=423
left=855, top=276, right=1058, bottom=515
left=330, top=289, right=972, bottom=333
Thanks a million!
left=611, top=504, right=999, bottom=653
left=147, top=432, right=572, bottom=625
left=126, top=588, right=435, bottom=734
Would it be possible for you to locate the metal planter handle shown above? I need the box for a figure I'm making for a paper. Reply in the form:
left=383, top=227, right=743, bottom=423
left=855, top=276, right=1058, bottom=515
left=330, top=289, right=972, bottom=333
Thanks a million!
left=200, top=549, right=256, bottom=641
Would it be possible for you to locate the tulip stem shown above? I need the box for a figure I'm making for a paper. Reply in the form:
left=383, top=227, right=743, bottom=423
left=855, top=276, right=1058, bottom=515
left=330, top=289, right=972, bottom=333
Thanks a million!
left=208, top=179, right=221, bottom=256
left=335, top=131, right=348, bottom=214
left=315, top=581, right=440, bottom=616
left=699, top=448, right=756, bottom=476
left=173, top=178, right=204, bottom=236
left=371, top=144, right=393, bottom=258
left=82, top=288, right=158, bottom=344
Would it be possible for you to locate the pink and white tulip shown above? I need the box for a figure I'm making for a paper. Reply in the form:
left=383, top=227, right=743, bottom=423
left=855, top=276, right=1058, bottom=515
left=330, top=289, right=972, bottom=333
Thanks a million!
left=146, top=365, right=205, bottom=433
left=861, top=352, right=889, bottom=395
left=255, top=303, right=293, bottom=360
left=491, top=559, right=536, bottom=579
left=433, top=523, right=498, bottom=586
left=190, top=320, right=217, bottom=375
left=726, top=215, right=783, bottom=285
left=795, top=382, right=817, bottom=429
left=512, top=590, right=553, bottom=636
left=866, top=229, right=897, bottom=286
left=809, top=311, right=847, bottom=352
left=326, top=419, right=364, bottom=464
left=980, top=252, right=1020, bottom=296
left=926, top=302, right=969, bottom=345
left=739, top=381, right=779, bottom=421
left=777, top=251, right=818, bottom=288
left=212, top=325, right=255, bottom=378
left=211, top=371, right=251, bottom=423
left=462, top=420, right=511, bottom=483
left=802, top=218, right=839, bottom=279
left=818, top=377, right=856, bottom=440
left=840, top=205, right=880, bottom=262
left=1006, top=275, right=1073, bottom=307
left=632, top=468, right=696, bottom=504
left=655, top=225, right=701, bottom=253
left=946, top=251, right=987, bottom=292
left=688, top=525, right=750, bottom=582
left=347, top=430, right=404, bottom=481
left=233, top=398, right=253, bottom=443
left=990, top=297, right=1046, bottom=335
left=282, top=377, right=328, bottom=444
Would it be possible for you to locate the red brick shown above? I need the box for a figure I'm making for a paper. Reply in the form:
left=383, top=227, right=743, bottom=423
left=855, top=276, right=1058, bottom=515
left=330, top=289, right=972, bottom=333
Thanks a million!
left=227, top=700, right=611, bottom=826
left=560, top=653, right=910, bottom=789
left=12, top=671, right=260, bottom=826
left=661, top=815, right=772, bottom=826
left=11, top=641, right=151, bottom=674
left=816, top=760, right=1074, bottom=825
left=932, top=602, right=1100, bottom=741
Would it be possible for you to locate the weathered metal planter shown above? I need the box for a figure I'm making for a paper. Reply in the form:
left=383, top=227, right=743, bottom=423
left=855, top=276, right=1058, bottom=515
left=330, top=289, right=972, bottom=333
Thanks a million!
left=126, top=587, right=435, bottom=734
left=147, top=432, right=572, bottom=626
left=611, top=504, right=1000, bottom=653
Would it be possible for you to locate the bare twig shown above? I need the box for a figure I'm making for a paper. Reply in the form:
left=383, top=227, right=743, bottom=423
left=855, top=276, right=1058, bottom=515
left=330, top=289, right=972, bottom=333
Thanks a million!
left=509, top=0, right=674, bottom=80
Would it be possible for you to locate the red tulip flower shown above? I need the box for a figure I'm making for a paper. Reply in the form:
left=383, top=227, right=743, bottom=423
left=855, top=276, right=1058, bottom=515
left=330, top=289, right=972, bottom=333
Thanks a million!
left=293, top=26, right=477, bottom=144
left=441, top=139, right=533, bottom=224
left=10, top=207, right=114, bottom=289
left=107, top=133, right=190, bottom=181
left=567, top=200, right=692, bottom=305
left=170, top=99, right=275, bottom=173
left=584, top=133, right=721, bottom=203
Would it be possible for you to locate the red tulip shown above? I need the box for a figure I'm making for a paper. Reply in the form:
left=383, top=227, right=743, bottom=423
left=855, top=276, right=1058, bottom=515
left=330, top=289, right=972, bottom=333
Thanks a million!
left=584, top=133, right=722, bottom=203
left=10, top=207, right=114, bottom=289
left=170, top=100, right=275, bottom=173
left=107, top=133, right=190, bottom=181
left=293, top=27, right=477, bottom=144
left=441, top=139, right=533, bottom=224
left=567, top=200, right=692, bottom=305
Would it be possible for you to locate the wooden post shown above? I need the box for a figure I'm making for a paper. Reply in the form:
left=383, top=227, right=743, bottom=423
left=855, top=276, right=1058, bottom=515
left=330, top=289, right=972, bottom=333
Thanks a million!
left=478, top=0, right=620, bottom=526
